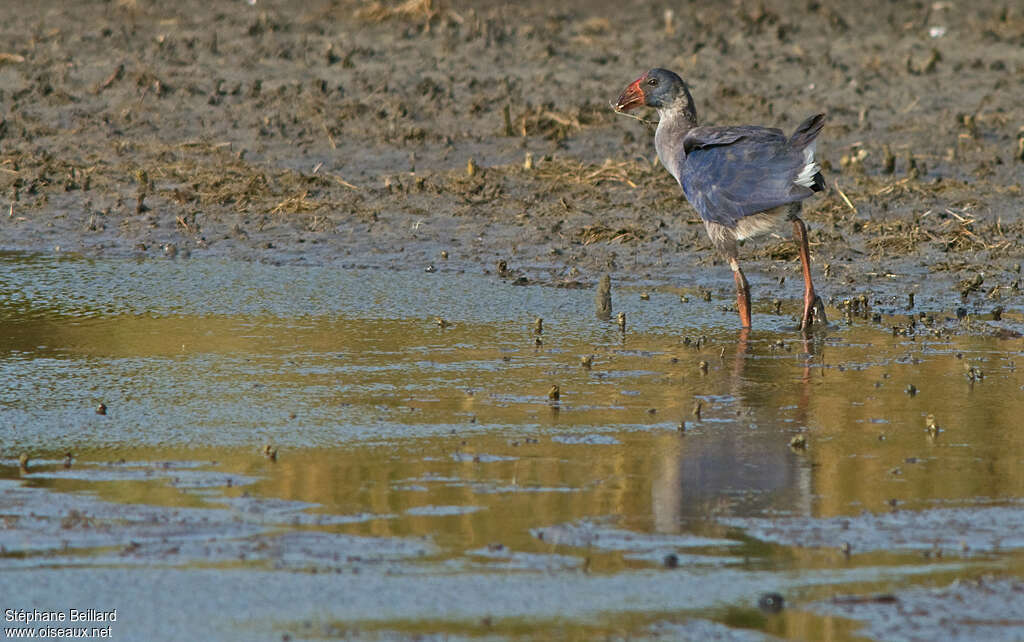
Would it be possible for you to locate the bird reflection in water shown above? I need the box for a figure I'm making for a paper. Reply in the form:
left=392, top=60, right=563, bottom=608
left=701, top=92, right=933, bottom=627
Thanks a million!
left=651, top=328, right=820, bottom=532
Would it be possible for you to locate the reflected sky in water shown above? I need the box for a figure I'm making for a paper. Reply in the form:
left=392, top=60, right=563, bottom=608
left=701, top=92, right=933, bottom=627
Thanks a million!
left=1, top=252, right=1022, bottom=640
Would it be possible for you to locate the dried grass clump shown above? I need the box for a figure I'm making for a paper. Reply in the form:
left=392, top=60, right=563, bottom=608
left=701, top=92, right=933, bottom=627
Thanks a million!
left=356, top=0, right=438, bottom=23
left=578, top=224, right=644, bottom=245
left=534, top=158, right=643, bottom=188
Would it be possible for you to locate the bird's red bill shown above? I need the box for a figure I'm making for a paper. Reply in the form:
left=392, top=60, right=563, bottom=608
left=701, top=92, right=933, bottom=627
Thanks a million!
left=614, top=76, right=646, bottom=112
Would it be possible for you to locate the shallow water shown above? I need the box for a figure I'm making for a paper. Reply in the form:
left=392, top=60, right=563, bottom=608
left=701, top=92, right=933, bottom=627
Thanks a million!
left=1, top=252, right=1023, bottom=641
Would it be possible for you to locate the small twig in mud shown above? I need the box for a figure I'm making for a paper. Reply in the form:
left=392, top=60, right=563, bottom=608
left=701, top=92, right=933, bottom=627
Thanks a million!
left=270, top=191, right=322, bottom=215
left=535, top=158, right=643, bottom=188
left=872, top=178, right=927, bottom=198
left=330, top=174, right=359, bottom=190
left=900, top=96, right=921, bottom=113
left=178, top=140, right=232, bottom=149
left=176, top=215, right=199, bottom=236
left=356, top=0, right=438, bottom=23
left=306, top=215, right=332, bottom=233
left=134, top=84, right=151, bottom=110
left=541, top=111, right=581, bottom=129
left=93, top=62, right=125, bottom=94
left=321, top=121, right=337, bottom=150
left=944, top=208, right=973, bottom=224
left=833, top=180, right=858, bottom=214
left=584, top=164, right=637, bottom=188
left=579, top=224, right=643, bottom=245
left=519, top=104, right=605, bottom=140
left=0, top=53, right=26, bottom=64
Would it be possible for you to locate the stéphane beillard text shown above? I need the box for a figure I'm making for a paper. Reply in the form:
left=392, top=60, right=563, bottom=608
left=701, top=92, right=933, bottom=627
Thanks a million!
left=5, top=609, right=118, bottom=623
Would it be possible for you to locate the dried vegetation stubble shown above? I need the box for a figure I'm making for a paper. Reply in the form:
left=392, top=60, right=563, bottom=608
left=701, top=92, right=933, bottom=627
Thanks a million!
left=0, top=0, right=1020, bottom=310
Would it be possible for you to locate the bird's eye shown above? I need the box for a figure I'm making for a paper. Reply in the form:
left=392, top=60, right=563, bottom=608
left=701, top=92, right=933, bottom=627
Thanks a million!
left=647, top=78, right=658, bottom=87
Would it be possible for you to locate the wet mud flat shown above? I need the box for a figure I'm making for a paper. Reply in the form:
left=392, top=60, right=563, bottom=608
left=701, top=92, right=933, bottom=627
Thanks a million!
left=2, top=255, right=1024, bottom=640
left=0, top=0, right=1023, bottom=639
left=0, top=0, right=1021, bottom=307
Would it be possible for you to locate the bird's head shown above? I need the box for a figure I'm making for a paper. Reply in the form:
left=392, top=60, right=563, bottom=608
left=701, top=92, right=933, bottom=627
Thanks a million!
left=614, top=68, right=692, bottom=113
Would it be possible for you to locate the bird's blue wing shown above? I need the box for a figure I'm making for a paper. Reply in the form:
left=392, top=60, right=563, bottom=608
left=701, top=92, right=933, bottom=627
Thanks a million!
left=678, top=126, right=813, bottom=227
left=681, top=126, right=770, bottom=154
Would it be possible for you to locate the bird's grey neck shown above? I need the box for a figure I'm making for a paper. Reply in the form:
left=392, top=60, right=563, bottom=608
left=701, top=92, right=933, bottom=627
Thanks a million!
left=654, top=100, right=698, bottom=181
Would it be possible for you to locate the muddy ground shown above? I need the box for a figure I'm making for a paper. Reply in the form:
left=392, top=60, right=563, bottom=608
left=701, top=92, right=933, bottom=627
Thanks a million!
left=2, top=4, right=1024, bottom=639
left=0, top=0, right=1021, bottom=319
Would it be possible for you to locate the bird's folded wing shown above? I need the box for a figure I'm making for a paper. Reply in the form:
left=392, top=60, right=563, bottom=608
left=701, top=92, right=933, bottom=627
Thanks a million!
left=681, top=126, right=782, bottom=154
left=679, top=126, right=812, bottom=227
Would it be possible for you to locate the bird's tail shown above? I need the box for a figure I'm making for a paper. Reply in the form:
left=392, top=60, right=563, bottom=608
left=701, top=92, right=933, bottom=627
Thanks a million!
left=810, top=170, right=826, bottom=192
left=789, top=113, right=826, bottom=149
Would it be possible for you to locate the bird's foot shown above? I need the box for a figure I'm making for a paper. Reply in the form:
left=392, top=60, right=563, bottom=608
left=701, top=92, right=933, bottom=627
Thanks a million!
left=799, top=295, right=828, bottom=333
left=812, top=296, right=828, bottom=326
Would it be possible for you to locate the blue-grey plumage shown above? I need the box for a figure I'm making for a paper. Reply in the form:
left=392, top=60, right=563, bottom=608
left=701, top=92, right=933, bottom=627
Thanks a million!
left=679, top=118, right=825, bottom=230
left=614, top=68, right=828, bottom=331
left=616, top=69, right=825, bottom=241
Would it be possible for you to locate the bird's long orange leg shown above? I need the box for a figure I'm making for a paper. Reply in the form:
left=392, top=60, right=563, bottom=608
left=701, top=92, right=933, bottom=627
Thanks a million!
left=730, top=257, right=752, bottom=329
left=792, top=216, right=825, bottom=331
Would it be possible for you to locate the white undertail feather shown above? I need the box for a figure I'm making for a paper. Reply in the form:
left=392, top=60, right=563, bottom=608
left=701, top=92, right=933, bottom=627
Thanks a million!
left=734, top=210, right=784, bottom=241
left=794, top=140, right=819, bottom=188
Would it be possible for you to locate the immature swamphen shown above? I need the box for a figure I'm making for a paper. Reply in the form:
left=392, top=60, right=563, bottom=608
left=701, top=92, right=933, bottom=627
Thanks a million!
left=615, top=68, right=827, bottom=331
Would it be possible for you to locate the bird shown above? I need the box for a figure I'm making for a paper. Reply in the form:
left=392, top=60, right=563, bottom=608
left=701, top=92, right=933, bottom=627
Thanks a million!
left=614, top=68, right=827, bottom=331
